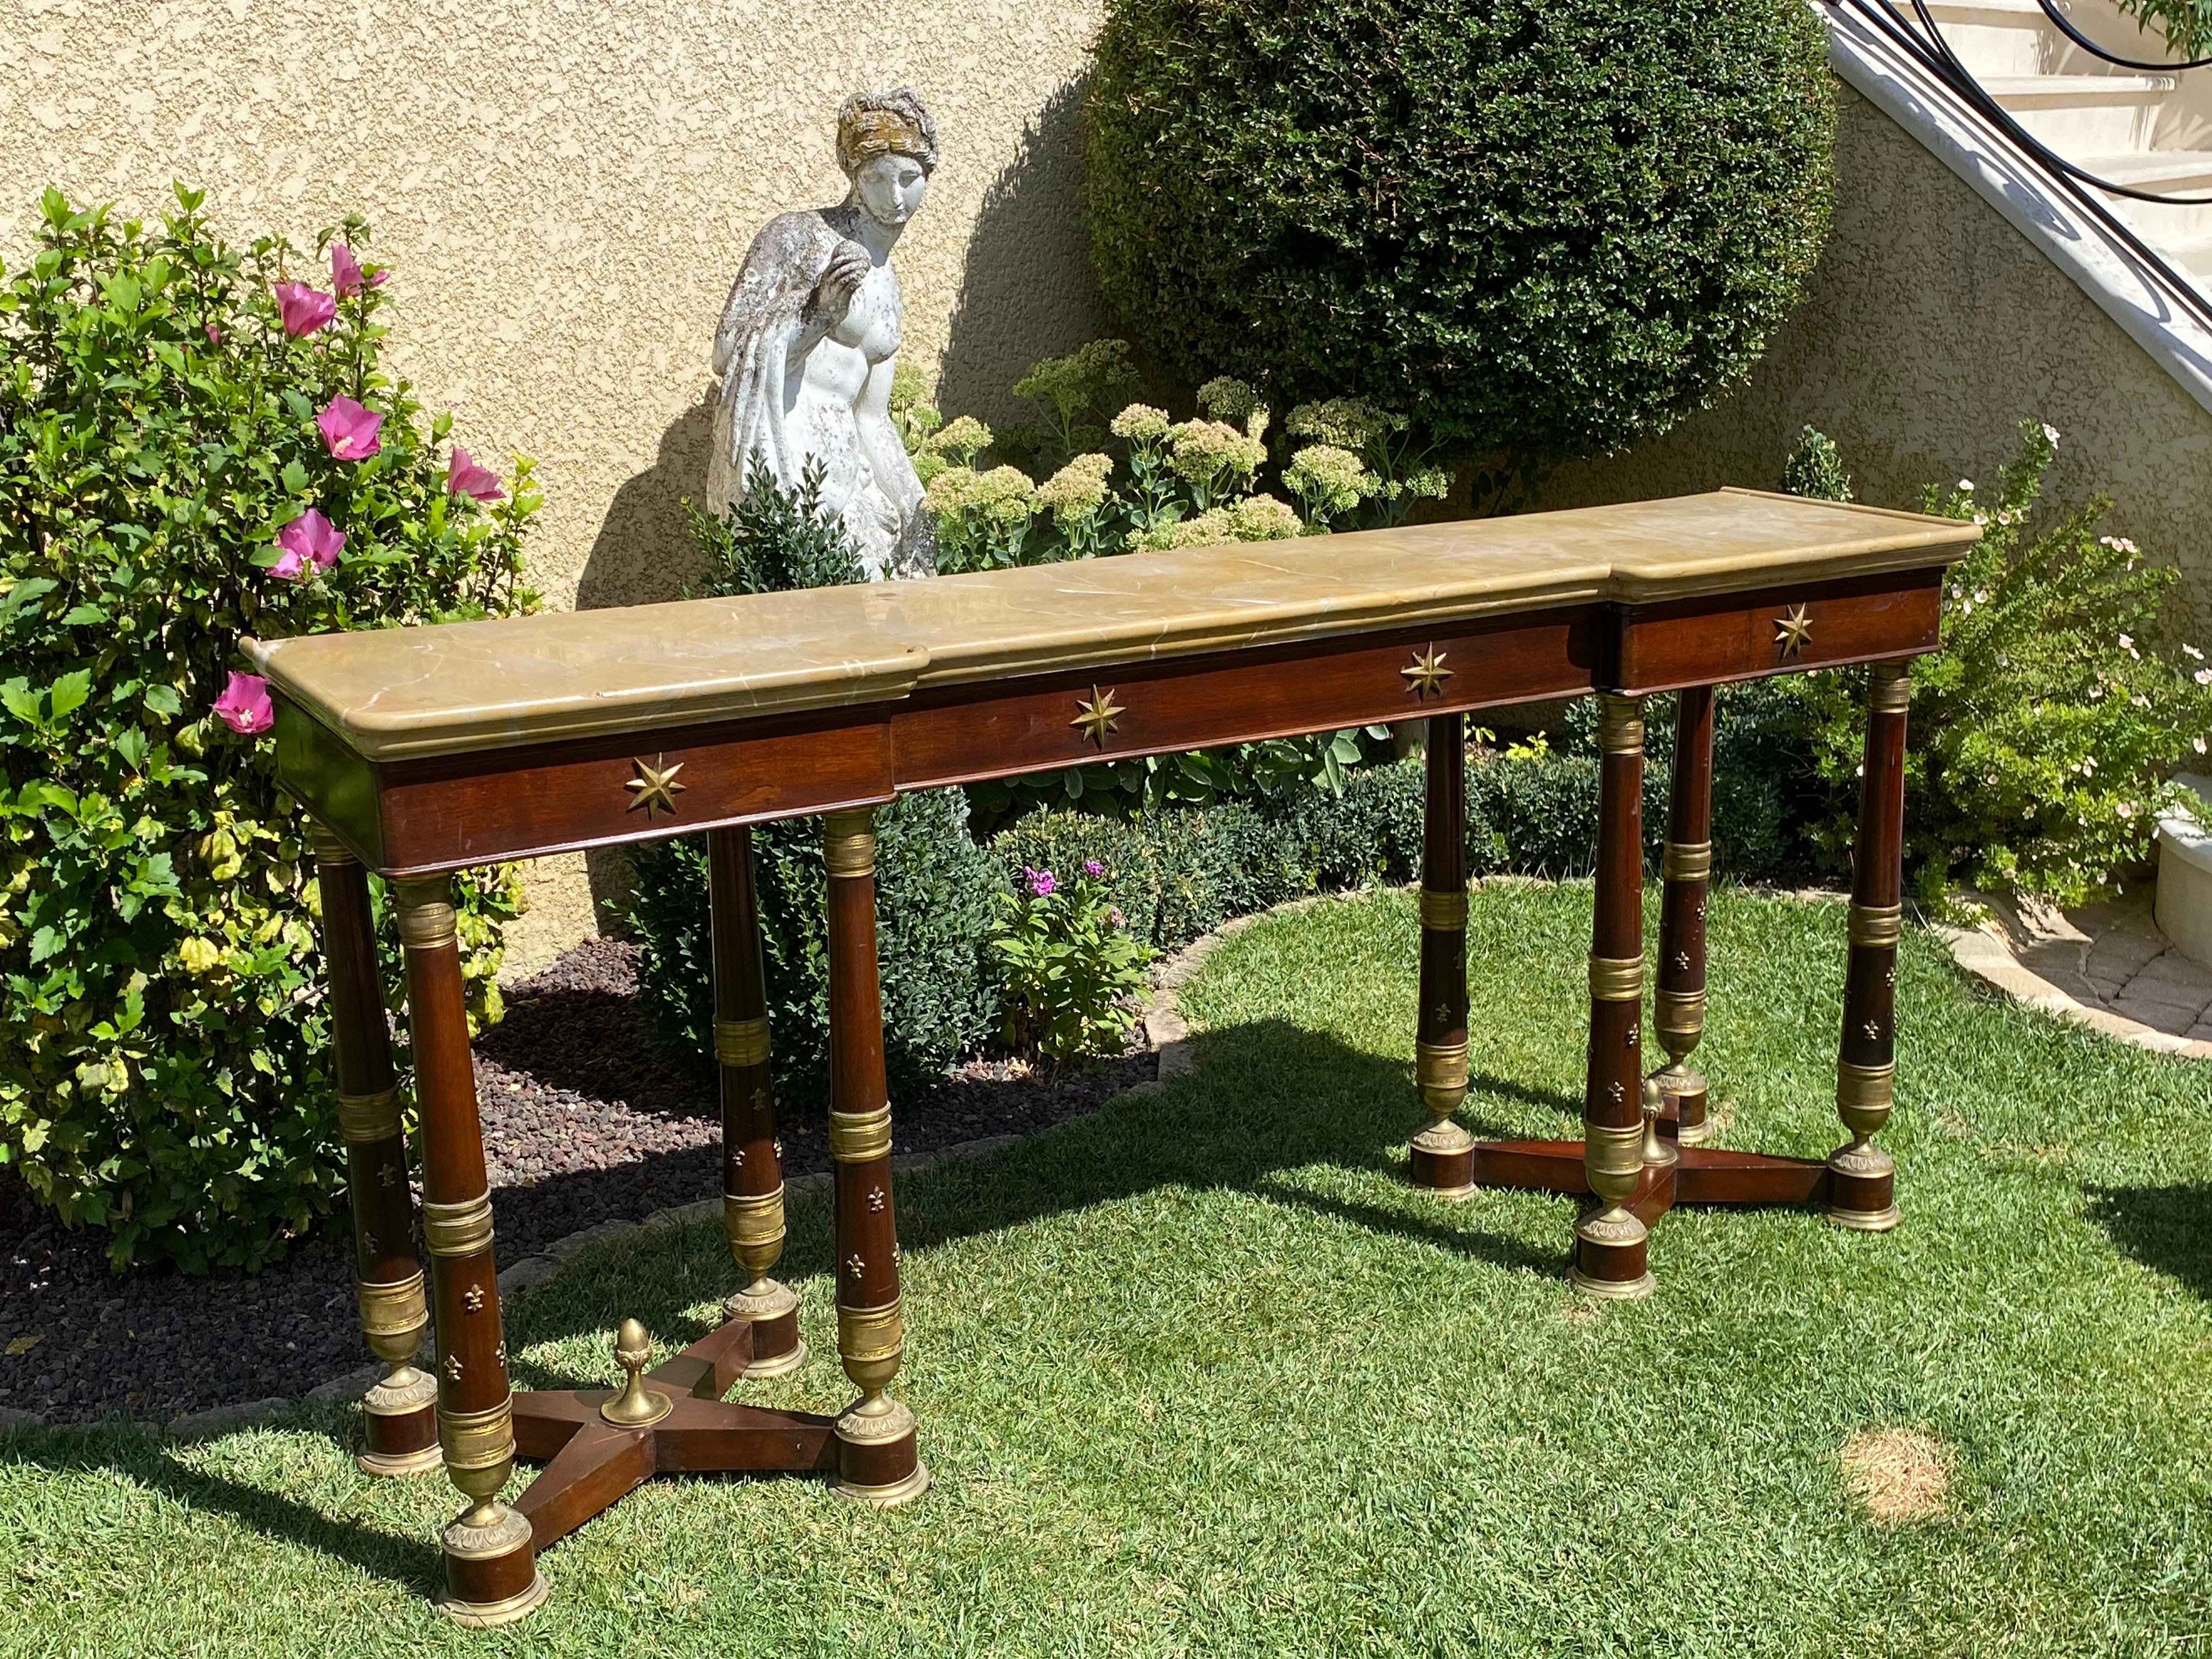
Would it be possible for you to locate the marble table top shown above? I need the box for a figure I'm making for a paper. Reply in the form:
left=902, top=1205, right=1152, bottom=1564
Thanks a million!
left=246, top=488, right=1976, bottom=761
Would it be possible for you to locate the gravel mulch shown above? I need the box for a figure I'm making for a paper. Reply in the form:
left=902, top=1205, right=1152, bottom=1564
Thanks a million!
left=0, top=938, right=1152, bottom=1426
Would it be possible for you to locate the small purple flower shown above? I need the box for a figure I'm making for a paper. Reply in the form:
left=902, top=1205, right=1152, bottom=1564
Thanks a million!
left=1082, top=859, right=1104, bottom=877
left=1107, top=906, right=1126, bottom=929
left=1028, top=867, right=1057, bottom=898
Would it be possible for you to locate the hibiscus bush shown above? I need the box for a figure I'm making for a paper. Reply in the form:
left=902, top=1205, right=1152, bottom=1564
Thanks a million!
left=0, top=185, right=538, bottom=1269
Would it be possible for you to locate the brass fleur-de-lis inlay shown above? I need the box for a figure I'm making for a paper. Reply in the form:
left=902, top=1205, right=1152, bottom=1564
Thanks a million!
left=1775, top=603, right=1814, bottom=658
left=1674, top=950, right=1691, bottom=972
left=443, top=1353, right=464, bottom=1381
left=1071, top=685, right=1124, bottom=747
left=845, top=1253, right=866, bottom=1279
left=464, top=1283, right=484, bottom=1314
left=624, top=753, right=687, bottom=820
left=868, top=1185, right=886, bottom=1214
left=1863, top=1020, right=1883, bottom=1042
left=1402, top=645, right=1453, bottom=699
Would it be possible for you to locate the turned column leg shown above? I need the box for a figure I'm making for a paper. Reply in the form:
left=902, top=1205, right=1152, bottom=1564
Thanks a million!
left=822, top=809, right=929, bottom=1506
left=708, top=827, right=805, bottom=1377
left=1408, top=712, right=1475, bottom=1199
left=1573, top=695, right=1656, bottom=1299
left=1652, top=685, right=1714, bottom=1145
left=1828, top=663, right=1911, bottom=1231
left=394, top=876, right=548, bottom=1628
left=311, top=826, right=438, bottom=1476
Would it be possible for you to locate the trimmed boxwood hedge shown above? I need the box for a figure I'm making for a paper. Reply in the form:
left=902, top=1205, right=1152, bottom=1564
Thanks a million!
left=1085, top=0, right=1836, bottom=458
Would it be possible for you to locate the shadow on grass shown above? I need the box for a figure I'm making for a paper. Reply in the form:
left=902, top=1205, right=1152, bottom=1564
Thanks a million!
left=0, top=1426, right=442, bottom=1593
left=8, top=1016, right=1530, bottom=1592
left=2085, top=1181, right=2212, bottom=1299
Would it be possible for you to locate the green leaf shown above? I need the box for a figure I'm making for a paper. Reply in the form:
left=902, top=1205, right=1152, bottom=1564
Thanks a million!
left=0, top=679, right=40, bottom=725
left=48, top=670, right=92, bottom=722
left=280, top=459, right=307, bottom=494
left=142, top=684, right=182, bottom=718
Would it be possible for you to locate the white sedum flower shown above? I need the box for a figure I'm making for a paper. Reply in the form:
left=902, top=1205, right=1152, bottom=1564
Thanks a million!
left=1035, top=452, right=1113, bottom=518
left=1109, top=403, right=1171, bottom=442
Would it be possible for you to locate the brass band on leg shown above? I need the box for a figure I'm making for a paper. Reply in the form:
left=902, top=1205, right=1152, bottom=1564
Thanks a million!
left=828, top=1108, right=893, bottom=1164
left=1847, top=902, right=1903, bottom=949
left=1418, top=887, right=1468, bottom=930
left=713, top=1015, right=771, bottom=1069
left=1415, top=1038, right=1469, bottom=1113
left=421, top=1194, right=495, bottom=1259
left=337, top=1086, right=404, bottom=1143
left=1588, top=954, right=1644, bottom=1003
left=308, top=822, right=356, bottom=866
left=1660, top=839, right=1712, bottom=882
left=1583, top=1120, right=1647, bottom=1203
left=359, top=1269, right=429, bottom=1348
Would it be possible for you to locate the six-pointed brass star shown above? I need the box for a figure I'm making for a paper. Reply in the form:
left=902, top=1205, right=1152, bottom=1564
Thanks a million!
left=1071, top=685, right=1125, bottom=747
left=1775, top=603, right=1814, bottom=658
left=624, top=754, right=687, bottom=820
left=1402, top=645, right=1453, bottom=699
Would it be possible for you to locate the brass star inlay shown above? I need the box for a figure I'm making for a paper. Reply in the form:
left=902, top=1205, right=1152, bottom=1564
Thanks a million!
left=624, top=753, right=687, bottom=820
left=1402, top=645, right=1453, bottom=699
left=1775, top=604, right=1814, bottom=658
left=1071, top=685, right=1124, bottom=748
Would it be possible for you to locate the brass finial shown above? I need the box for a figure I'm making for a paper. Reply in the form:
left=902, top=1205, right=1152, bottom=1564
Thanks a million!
left=1641, top=1074, right=1678, bottom=1170
left=600, top=1317, right=673, bottom=1427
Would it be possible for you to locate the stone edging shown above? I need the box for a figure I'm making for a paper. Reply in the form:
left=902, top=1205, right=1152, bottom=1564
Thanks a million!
left=0, top=905, right=1277, bottom=1443
left=1933, top=916, right=2212, bottom=1060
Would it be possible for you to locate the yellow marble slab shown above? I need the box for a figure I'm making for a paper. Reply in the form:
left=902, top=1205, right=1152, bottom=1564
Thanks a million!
left=245, top=488, right=1975, bottom=762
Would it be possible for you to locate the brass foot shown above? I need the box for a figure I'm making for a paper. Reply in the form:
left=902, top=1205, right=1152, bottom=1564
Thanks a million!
left=740, top=1338, right=809, bottom=1380
left=1408, top=1119, right=1477, bottom=1200
left=1825, top=1139, right=1900, bottom=1232
left=439, top=1572, right=550, bottom=1629
left=1570, top=1266, right=1657, bottom=1300
left=357, top=1442, right=445, bottom=1479
left=832, top=1461, right=933, bottom=1508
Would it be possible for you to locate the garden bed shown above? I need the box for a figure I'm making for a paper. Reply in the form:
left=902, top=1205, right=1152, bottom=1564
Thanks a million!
left=0, top=938, right=1149, bottom=1427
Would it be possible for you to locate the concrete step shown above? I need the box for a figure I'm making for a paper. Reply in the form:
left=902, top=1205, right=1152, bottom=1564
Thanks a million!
left=2083, top=151, right=2212, bottom=242
left=1890, top=0, right=2055, bottom=78
left=1986, top=73, right=2175, bottom=151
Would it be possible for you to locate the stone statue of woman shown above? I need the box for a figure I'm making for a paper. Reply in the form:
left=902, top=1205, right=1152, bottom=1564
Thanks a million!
left=706, top=88, right=939, bottom=580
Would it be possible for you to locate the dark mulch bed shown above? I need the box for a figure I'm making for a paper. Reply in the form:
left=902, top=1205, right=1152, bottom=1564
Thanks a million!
left=0, top=938, right=1153, bottom=1426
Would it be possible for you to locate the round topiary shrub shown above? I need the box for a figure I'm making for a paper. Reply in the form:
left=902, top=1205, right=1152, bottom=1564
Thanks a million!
left=0, top=188, right=538, bottom=1269
left=622, top=791, right=1008, bottom=1102
left=1085, top=0, right=1836, bottom=458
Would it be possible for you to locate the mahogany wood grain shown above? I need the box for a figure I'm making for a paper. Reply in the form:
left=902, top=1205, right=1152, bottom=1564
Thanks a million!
left=1607, top=570, right=1943, bottom=695
left=514, top=1425, right=655, bottom=1551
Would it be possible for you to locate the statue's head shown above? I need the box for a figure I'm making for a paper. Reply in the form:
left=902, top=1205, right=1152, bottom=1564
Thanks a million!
left=837, top=88, right=937, bottom=228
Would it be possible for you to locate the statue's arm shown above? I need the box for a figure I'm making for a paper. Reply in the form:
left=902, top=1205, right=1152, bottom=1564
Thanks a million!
left=856, top=356, right=923, bottom=515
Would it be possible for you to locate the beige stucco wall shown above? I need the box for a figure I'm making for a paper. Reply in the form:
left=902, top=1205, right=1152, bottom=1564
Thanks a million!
left=1539, top=80, right=2212, bottom=633
left=0, top=0, right=1105, bottom=975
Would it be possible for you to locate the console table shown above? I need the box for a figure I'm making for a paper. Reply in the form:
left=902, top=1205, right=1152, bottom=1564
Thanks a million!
left=249, top=488, right=1976, bottom=1626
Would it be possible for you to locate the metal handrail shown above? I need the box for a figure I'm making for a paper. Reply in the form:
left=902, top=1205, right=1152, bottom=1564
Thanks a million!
left=2031, top=0, right=2212, bottom=74
left=1830, top=0, right=2212, bottom=331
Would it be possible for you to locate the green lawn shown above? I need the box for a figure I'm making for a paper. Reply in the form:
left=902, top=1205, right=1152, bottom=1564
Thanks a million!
left=7, top=882, right=2212, bottom=1657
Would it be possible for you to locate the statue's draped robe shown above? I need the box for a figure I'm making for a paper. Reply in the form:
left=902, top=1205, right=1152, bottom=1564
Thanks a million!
left=706, top=206, right=932, bottom=579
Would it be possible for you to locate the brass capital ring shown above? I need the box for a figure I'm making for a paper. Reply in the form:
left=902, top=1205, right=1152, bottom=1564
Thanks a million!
left=837, top=1299, right=904, bottom=1364
left=713, top=1016, right=771, bottom=1069
left=1661, top=840, right=1712, bottom=883
left=307, top=822, right=356, bottom=867
left=336, top=1086, right=404, bottom=1143
left=439, top=1397, right=515, bottom=1472
left=421, top=1194, right=494, bottom=1259
left=1598, top=694, right=1645, bottom=754
left=828, top=1107, right=893, bottom=1164
left=1419, top=887, right=1468, bottom=931
left=823, top=809, right=878, bottom=878
left=1848, top=902, right=1904, bottom=949
left=1588, top=954, right=1644, bottom=1003
left=1869, top=662, right=1914, bottom=713
left=392, top=878, right=458, bottom=951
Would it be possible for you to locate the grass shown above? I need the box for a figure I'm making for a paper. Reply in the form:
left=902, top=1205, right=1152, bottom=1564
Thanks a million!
left=7, top=880, right=2212, bottom=1657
